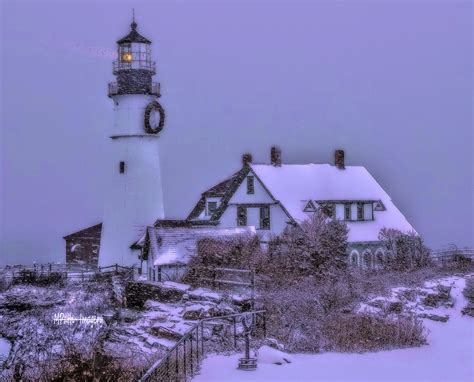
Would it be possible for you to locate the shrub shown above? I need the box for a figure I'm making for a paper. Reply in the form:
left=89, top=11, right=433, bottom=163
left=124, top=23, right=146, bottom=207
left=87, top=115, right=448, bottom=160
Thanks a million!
left=378, top=229, right=431, bottom=271
left=262, top=210, right=349, bottom=285
left=463, top=276, right=474, bottom=303
left=183, top=235, right=261, bottom=286
left=322, top=313, right=427, bottom=352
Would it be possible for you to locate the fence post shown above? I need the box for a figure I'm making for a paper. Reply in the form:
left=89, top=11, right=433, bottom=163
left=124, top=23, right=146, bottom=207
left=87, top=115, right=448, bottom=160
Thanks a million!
left=233, top=316, right=237, bottom=348
left=263, top=312, right=267, bottom=338
left=251, top=270, right=255, bottom=311
left=201, top=321, right=204, bottom=357
left=115, top=264, right=118, bottom=274
left=175, top=347, right=179, bottom=382
left=49, top=263, right=52, bottom=274
left=183, top=338, right=187, bottom=380
left=190, top=331, right=194, bottom=374
left=158, top=266, right=162, bottom=282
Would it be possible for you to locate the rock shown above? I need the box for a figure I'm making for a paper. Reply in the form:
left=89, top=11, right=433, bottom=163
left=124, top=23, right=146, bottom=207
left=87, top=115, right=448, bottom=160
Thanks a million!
left=183, top=305, right=204, bottom=320
left=423, top=293, right=441, bottom=307
left=398, top=289, right=417, bottom=302
left=442, top=301, right=455, bottom=309
left=188, top=288, right=222, bottom=303
left=419, top=313, right=449, bottom=322
left=461, top=303, right=474, bottom=317
left=150, top=325, right=183, bottom=340
left=209, top=302, right=236, bottom=317
left=367, top=299, right=385, bottom=309
left=120, top=309, right=140, bottom=323
left=423, top=285, right=452, bottom=308
left=263, top=337, right=285, bottom=351
left=386, top=301, right=403, bottom=314
left=257, top=345, right=292, bottom=365
left=437, top=285, right=451, bottom=300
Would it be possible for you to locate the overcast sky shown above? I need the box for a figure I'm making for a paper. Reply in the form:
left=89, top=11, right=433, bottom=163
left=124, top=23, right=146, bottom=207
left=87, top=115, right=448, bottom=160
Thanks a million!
left=1, top=0, right=472, bottom=265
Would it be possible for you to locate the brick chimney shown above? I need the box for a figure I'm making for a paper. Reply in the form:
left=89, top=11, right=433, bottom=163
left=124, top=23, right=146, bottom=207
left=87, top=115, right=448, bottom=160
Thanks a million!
left=242, top=153, right=252, bottom=166
left=271, top=146, right=282, bottom=166
left=335, top=149, right=345, bottom=169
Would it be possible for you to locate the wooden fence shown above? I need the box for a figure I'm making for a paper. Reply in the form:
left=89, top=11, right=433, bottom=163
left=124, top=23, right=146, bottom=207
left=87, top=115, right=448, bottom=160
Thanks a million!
left=0, top=263, right=137, bottom=282
left=431, top=248, right=474, bottom=263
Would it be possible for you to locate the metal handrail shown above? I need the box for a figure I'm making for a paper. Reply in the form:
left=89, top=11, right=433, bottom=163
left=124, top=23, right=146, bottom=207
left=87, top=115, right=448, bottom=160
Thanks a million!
left=113, top=60, right=156, bottom=74
left=139, top=310, right=266, bottom=382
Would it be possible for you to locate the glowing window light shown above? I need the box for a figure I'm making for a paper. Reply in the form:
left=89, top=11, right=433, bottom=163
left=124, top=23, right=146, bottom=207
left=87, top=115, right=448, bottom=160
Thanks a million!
left=122, top=53, right=133, bottom=62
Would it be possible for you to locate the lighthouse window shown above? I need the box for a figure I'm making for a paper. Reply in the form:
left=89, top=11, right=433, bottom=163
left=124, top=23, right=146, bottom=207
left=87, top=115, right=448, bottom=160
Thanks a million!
left=119, top=161, right=125, bottom=174
left=122, top=53, right=133, bottom=62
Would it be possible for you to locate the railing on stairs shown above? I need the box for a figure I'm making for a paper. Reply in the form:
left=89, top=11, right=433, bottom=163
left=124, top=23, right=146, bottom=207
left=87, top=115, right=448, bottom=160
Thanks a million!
left=139, top=310, right=266, bottom=382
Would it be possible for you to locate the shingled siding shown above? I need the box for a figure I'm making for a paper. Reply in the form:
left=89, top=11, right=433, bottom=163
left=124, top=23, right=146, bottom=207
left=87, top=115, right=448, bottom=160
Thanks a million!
left=64, top=224, right=102, bottom=266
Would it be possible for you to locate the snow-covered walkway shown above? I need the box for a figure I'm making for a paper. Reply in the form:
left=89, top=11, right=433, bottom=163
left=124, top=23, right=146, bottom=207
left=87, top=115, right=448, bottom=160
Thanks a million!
left=195, top=276, right=474, bottom=382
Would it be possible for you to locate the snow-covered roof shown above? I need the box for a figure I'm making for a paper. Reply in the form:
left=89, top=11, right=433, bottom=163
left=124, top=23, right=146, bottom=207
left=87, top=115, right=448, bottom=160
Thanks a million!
left=250, top=163, right=415, bottom=242
left=145, top=225, right=257, bottom=266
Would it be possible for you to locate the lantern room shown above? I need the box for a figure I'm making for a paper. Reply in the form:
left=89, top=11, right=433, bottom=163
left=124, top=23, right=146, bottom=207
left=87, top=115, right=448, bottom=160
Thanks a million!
left=114, top=20, right=155, bottom=74
left=108, top=17, right=160, bottom=97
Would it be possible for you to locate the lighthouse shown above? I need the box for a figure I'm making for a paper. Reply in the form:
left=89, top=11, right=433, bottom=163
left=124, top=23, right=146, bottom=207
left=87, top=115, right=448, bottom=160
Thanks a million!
left=99, top=17, right=165, bottom=266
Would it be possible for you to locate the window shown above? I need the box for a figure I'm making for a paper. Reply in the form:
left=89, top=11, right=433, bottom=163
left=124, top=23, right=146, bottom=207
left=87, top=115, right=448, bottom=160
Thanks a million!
left=344, top=204, right=351, bottom=220
left=260, top=206, right=270, bottom=229
left=321, top=203, right=335, bottom=218
left=119, top=161, right=125, bottom=174
left=121, top=53, right=133, bottom=62
left=237, top=206, right=247, bottom=226
left=357, top=203, right=364, bottom=220
left=247, top=176, right=254, bottom=194
left=207, top=201, right=217, bottom=215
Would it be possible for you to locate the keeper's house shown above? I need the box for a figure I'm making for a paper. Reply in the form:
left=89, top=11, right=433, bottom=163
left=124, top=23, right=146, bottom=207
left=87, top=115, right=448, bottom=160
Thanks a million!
left=183, top=147, right=416, bottom=268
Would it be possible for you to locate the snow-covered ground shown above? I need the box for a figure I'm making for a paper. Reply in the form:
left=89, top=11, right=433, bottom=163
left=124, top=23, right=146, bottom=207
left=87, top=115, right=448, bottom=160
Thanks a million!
left=195, top=276, right=474, bottom=382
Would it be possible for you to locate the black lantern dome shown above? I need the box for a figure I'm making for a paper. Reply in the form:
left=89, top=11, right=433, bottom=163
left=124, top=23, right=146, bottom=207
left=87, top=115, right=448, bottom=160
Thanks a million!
left=108, top=16, right=160, bottom=98
left=117, top=20, right=152, bottom=45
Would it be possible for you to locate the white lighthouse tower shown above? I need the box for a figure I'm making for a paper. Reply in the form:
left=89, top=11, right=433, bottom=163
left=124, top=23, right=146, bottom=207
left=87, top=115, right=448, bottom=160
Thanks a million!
left=99, top=17, right=165, bottom=266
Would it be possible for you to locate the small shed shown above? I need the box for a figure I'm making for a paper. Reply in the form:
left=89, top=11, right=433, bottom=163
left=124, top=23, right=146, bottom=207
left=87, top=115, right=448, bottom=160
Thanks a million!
left=63, top=223, right=102, bottom=266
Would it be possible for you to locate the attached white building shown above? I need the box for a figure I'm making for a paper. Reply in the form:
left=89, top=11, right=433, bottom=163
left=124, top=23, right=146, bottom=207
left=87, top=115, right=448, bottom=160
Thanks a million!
left=136, top=223, right=256, bottom=281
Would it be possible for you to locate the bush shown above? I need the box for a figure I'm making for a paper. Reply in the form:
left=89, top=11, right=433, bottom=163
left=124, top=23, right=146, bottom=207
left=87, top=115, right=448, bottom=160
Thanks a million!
left=261, top=210, right=349, bottom=286
left=463, top=276, right=474, bottom=303
left=183, top=235, right=261, bottom=286
left=378, top=229, right=431, bottom=271
left=322, top=313, right=427, bottom=352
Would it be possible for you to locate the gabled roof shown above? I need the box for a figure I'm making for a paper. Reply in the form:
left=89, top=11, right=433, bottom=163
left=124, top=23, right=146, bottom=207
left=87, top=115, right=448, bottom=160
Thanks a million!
left=143, top=225, right=257, bottom=266
left=63, top=223, right=102, bottom=240
left=249, top=163, right=415, bottom=242
left=117, top=21, right=151, bottom=44
left=186, top=170, right=243, bottom=220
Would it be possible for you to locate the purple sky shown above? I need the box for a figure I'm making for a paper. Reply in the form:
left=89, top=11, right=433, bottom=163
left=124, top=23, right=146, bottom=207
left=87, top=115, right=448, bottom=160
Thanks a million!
left=1, top=0, right=472, bottom=265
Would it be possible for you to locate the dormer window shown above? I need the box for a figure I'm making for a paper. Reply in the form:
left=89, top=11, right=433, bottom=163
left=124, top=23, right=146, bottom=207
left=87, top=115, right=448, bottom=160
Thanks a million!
left=247, top=176, right=254, bottom=194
